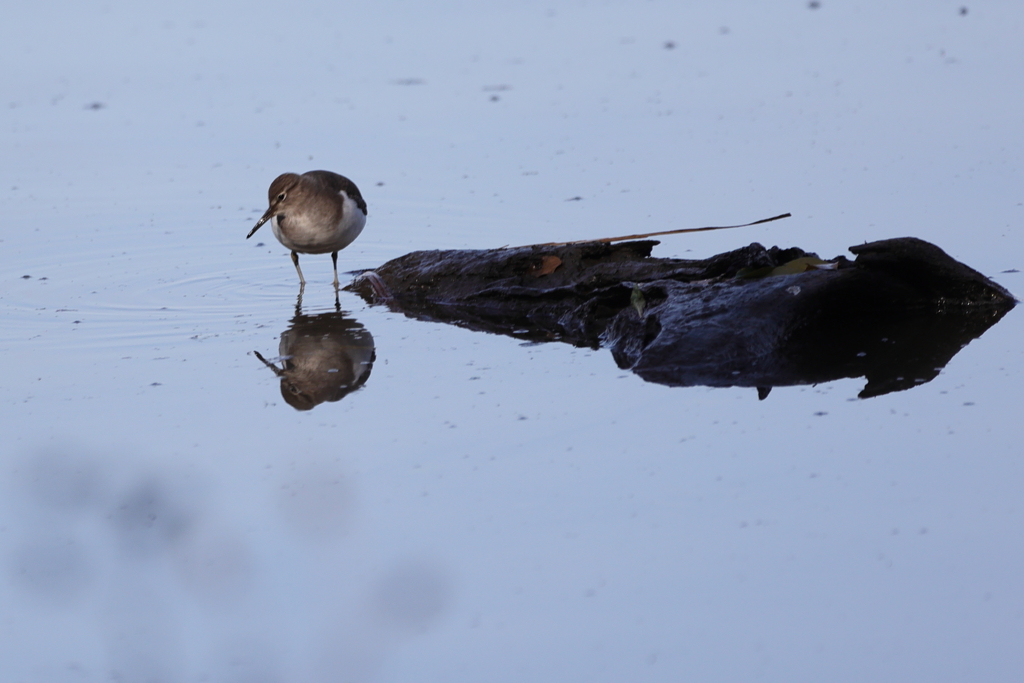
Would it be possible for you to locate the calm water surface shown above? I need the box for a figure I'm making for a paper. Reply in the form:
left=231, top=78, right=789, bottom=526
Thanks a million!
left=2, top=2, right=1023, bottom=681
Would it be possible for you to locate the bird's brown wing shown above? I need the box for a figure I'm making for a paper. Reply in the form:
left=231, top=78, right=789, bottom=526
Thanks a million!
left=303, top=170, right=368, bottom=215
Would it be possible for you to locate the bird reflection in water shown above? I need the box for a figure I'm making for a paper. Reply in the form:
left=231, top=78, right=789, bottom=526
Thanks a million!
left=254, top=294, right=375, bottom=410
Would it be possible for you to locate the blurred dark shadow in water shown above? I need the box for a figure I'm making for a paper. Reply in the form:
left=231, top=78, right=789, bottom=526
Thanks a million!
left=254, top=293, right=375, bottom=411
left=2, top=447, right=452, bottom=681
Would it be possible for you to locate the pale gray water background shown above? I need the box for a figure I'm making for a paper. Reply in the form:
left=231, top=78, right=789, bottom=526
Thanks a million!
left=2, top=1, right=1023, bottom=681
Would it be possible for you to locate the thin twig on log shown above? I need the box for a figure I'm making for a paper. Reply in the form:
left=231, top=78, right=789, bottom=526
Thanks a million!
left=517, top=213, right=792, bottom=248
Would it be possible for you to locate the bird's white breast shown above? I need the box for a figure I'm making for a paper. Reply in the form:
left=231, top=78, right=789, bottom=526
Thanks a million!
left=332, top=191, right=367, bottom=251
left=271, top=191, right=366, bottom=254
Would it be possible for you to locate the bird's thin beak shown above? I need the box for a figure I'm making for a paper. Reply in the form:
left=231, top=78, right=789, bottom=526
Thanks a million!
left=247, top=208, right=274, bottom=239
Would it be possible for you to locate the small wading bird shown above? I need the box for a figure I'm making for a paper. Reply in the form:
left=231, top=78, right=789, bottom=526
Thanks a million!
left=247, top=170, right=368, bottom=287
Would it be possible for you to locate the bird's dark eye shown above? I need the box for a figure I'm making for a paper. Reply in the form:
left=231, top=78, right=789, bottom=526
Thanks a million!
left=277, top=193, right=286, bottom=201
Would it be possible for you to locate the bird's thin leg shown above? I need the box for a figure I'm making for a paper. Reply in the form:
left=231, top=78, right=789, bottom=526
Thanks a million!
left=291, top=250, right=306, bottom=285
left=331, top=251, right=340, bottom=289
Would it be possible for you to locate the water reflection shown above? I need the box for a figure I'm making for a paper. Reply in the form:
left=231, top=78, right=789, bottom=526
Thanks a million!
left=255, top=295, right=375, bottom=410
left=623, top=303, right=1014, bottom=399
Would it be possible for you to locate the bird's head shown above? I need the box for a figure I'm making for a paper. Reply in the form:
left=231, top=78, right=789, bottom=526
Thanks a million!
left=247, top=173, right=302, bottom=239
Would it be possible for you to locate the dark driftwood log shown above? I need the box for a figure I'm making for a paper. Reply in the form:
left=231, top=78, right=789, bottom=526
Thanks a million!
left=348, top=237, right=1015, bottom=398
